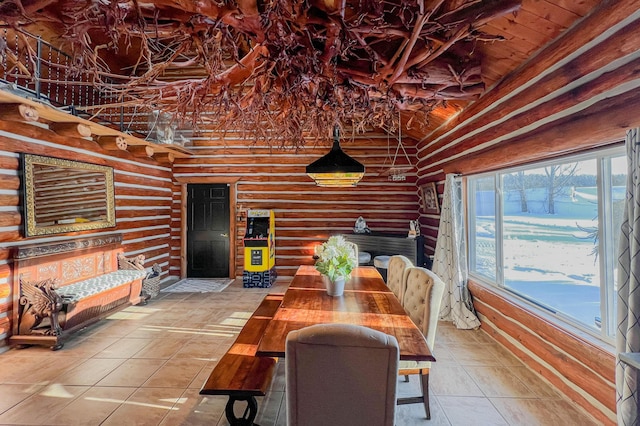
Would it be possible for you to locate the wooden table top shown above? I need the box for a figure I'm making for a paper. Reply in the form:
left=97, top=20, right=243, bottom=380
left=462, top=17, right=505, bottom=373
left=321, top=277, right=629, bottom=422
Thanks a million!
left=256, top=265, right=435, bottom=361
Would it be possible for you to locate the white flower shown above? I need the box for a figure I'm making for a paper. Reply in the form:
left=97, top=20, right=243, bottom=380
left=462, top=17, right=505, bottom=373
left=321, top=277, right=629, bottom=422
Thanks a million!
left=314, top=236, right=357, bottom=282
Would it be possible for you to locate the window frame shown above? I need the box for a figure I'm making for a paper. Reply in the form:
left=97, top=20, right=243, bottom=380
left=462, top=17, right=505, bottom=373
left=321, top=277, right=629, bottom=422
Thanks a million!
left=465, top=146, right=625, bottom=344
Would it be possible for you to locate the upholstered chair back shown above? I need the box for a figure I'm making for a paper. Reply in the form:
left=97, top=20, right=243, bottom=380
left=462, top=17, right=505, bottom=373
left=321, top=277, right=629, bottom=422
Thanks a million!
left=386, top=255, right=413, bottom=302
left=402, top=267, right=446, bottom=350
left=398, top=267, right=446, bottom=419
left=286, top=323, right=399, bottom=426
left=345, top=240, right=358, bottom=261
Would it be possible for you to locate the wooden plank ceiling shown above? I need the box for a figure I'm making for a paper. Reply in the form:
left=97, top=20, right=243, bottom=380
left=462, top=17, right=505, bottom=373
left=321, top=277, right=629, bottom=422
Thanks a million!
left=1, top=0, right=602, bottom=145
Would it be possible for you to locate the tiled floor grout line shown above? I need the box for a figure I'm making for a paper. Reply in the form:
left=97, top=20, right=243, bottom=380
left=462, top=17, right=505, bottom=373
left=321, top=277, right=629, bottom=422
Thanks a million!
left=0, top=280, right=601, bottom=426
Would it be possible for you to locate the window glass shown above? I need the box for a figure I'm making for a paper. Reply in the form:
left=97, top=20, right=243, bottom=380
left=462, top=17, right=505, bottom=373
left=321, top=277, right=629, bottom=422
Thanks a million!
left=469, top=176, right=497, bottom=281
left=467, top=149, right=626, bottom=340
left=502, top=160, right=600, bottom=326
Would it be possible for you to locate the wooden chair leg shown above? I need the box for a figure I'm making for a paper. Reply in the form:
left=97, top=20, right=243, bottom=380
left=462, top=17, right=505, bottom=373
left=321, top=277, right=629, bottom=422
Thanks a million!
left=404, top=374, right=409, bottom=382
left=420, top=371, right=430, bottom=420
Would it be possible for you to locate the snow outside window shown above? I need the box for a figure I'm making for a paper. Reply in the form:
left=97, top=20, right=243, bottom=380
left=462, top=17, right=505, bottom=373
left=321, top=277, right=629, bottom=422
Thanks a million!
left=466, top=148, right=626, bottom=341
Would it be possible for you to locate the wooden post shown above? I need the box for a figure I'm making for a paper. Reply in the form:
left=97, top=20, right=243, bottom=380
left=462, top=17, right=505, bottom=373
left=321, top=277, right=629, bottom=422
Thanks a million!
left=154, top=152, right=175, bottom=163
left=96, top=135, right=128, bottom=151
left=0, top=103, right=39, bottom=122
left=49, top=122, right=92, bottom=138
left=128, top=145, right=154, bottom=158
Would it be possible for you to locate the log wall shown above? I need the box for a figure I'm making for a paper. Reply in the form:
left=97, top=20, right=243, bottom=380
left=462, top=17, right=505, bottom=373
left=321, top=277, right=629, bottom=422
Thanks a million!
left=169, top=132, right=420, bottom=278
left=0, top=120, right=173, bottom=353
left=414, top=1, right=640, bottom=423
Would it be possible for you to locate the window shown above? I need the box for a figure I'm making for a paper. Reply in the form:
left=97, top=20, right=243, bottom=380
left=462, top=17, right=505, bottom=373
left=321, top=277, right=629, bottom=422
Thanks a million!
left=467, top=148, right=626, bottom=340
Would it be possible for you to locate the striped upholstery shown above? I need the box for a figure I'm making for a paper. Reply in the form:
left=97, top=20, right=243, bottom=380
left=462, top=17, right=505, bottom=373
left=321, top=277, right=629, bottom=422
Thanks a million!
left=57, top=269, right=147, bottom=303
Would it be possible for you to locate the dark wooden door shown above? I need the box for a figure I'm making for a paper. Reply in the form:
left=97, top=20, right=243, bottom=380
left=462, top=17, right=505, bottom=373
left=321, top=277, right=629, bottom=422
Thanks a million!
left=187, top=184, right=230, bottom=277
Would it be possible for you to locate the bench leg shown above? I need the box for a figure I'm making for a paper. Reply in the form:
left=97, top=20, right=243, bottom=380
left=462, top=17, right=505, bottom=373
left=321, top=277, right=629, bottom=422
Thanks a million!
left=225, top=395, right=260, bottom=426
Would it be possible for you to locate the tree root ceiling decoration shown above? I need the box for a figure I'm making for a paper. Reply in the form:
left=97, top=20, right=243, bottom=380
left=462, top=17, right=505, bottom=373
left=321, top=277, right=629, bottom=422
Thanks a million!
left=2, top=0, right=521, bottom=146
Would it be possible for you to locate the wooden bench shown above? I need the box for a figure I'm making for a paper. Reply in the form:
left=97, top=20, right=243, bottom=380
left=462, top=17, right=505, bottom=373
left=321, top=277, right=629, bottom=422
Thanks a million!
left=200, top=293, right=283, bottom=426
left=9, top=234, right=147, bottom=350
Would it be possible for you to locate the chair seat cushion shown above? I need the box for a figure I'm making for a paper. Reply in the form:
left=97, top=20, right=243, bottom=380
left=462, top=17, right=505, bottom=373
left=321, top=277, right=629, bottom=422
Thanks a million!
left=374, top=255, right=391, bottom=269
left=57, top=269, right=147, bottom=303
left=358, top=251, right=372, bottom=264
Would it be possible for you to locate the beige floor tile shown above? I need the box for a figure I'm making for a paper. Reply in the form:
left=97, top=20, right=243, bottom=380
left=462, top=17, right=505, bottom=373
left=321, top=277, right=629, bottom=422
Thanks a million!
left=132, top=338, right=192, bottom=359
left=0, top=280, right=604, bottom=426
left=0, top=384, right=44, bottom=414
left=171, top=339, right=227, bottom=362
left=125, top=326, right=180, bottom=340
left=490, top=397, right=601, bottom=426
left=97, top=358, right=166, bottom=387
left=448, top=342, right=506, bottom=366
left=1, top=356, right=83, bottom=385
left=430, top=344, right=458, bottom=364
left=52, top=335, right=120, bottom=357
left=53, top=357, right=126, bottom=386
left=438, top=396, right=509, bottom=426
left=189, top=361, right=219, bottom=389
left=143, top=358, right=207, bottom=388
left=0, top=384, right=88, bottom=424
left=396, top=395, right=451, bottom=425
left=254, top=390, right=285, bottom=426
left=430, top=364, right=485, bottom=397
left=100, top=387, right=184, bottom=426
left=47, top=386, right=136, bottom=425
left=91, top=320, right=145, bottom=337
left=489, top=343, right=525, bottom=367
left=159, top=389, right=226, bottom=426
left=268, top=360, right=286, bottom=392
left=435, top=323, right=475, bottom=345
left=95, top=337, right=153, bottom=358
left=509, top=366, right=561, bottom=398
left=0, top=356, right=49, bottom=383
left=465, top=366, right=537, bottom=397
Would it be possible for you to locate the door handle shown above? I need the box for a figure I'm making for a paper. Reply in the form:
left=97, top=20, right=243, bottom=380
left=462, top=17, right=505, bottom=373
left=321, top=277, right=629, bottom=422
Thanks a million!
left=220, top=233, right=229, bottom=237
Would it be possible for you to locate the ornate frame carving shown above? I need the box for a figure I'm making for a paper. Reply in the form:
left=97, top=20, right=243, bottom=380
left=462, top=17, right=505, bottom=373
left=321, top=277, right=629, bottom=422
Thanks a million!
left=22, top=154, right=116, bottom=236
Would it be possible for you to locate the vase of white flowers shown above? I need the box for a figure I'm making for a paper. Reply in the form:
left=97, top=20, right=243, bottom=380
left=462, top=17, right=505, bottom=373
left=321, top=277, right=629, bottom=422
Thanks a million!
left=314, top=235, right=357, bottom=296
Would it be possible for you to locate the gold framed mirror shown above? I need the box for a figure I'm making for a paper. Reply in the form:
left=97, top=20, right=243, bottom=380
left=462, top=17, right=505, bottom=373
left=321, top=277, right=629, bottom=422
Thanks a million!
left=22, top=154, right=116, bottom=236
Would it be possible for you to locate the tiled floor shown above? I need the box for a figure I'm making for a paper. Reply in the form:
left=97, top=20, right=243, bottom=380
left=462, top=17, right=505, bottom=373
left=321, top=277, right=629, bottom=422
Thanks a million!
left=0, top=279, right=599, bottom=425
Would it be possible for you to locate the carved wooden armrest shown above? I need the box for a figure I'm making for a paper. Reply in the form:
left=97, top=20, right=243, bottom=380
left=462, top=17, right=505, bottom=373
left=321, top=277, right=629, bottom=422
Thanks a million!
left=117, top=253, right=146, bottom=271
left=17, top=277, right=63, bottom=336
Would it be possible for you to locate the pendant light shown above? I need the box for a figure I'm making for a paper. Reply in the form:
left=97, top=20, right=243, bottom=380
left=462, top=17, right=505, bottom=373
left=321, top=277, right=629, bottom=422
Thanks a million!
left=306, top=125, right=365, bottom=187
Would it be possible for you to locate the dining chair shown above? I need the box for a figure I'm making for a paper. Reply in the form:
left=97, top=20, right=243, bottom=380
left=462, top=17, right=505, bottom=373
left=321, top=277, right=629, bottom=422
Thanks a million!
left=344, top=240, right=371, bottom=265
left=397, top=266, right=446, bottom=419
left=386, top=255, right=413, bottom=303
left=286, top=323, right=399, bottom=426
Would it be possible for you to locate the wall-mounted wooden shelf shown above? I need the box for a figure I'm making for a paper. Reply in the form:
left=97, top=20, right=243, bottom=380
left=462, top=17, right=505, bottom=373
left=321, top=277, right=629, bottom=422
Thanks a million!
left=0, top=89, right=194, bottom=160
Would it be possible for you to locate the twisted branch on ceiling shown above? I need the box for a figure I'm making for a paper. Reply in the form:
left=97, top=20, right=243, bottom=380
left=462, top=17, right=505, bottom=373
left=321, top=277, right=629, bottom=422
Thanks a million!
left=2, top=0, right=521, bottom=146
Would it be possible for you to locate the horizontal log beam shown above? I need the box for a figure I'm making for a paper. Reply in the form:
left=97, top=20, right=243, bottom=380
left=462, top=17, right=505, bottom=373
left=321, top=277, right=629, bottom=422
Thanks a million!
left=444, top=88, right=635, bottom=174
left=417, top=0, right=640, bottom=151
left=417, top=17, right=640, bottom=170
left=49, top=122, right=93, bottom=138
left=0, top=103, right=39, bottom=122
left=96, top=135, right=128, bottom=151
left=128, top=145, right=155, bottom=158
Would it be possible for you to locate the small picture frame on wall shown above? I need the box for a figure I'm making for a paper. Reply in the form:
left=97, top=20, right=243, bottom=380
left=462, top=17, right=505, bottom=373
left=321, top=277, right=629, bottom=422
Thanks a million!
left=421, top=182, right=440, bottom=214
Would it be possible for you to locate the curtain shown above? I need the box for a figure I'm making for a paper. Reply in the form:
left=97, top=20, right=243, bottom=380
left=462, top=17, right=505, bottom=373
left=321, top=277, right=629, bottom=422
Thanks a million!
left=617, top=128, right=640, bottom=425
left=432, top=174, right=481, bottom=329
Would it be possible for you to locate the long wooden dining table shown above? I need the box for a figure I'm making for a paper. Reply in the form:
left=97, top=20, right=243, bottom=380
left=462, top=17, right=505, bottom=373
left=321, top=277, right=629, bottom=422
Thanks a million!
left=255, top=265, right=435, bottom=361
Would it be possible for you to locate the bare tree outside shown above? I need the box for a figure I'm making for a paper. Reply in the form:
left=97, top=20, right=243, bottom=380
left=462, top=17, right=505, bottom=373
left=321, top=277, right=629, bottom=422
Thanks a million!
left=544, top=163, right=579, bottom=214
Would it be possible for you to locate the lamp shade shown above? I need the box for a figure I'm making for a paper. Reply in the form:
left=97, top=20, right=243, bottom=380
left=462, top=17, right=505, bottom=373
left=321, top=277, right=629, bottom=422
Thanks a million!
left=306, top=127, right=365, bottom=187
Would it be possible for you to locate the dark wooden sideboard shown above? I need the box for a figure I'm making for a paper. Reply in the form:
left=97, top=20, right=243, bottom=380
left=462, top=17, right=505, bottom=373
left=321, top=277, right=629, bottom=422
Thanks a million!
left=341, top=233, right=425, bottom=268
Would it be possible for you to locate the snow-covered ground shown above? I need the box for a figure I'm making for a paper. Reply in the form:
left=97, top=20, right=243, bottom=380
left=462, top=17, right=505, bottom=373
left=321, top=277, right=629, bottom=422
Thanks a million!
left=473, top=211, right=606, bottom=329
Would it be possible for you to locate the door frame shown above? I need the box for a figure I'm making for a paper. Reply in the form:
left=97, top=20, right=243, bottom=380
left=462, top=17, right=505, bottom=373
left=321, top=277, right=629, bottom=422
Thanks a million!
left=177, top=177, right=240, bottom=279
